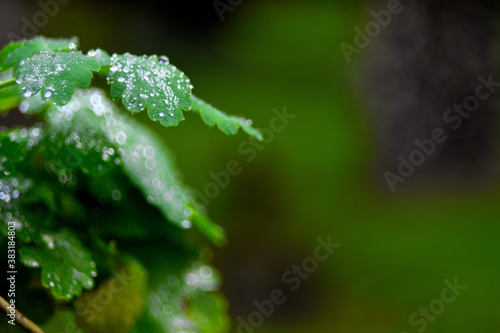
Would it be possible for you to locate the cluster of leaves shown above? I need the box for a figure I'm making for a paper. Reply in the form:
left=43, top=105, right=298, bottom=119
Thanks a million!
left=0, top=37, right=262, bottom=332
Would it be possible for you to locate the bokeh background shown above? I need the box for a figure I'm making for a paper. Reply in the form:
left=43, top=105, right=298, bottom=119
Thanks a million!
left=2, top=0, right=500, bottom=332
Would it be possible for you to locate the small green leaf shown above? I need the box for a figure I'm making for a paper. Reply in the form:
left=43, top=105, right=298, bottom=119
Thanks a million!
left=19, top=229, right=97, bottom=300
left=17, top=51, right=100, bottom=106
left=0, top=36, right=78, bottom=71
left=107, top=53, right=193, bottom=127
left=190, top=95, right=263, bottom=140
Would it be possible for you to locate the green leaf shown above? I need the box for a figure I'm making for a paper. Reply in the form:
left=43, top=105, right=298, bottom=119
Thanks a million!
left=0, top=36, right=78, bottom=71
left=107, top=53, right=193, bottom=127
left=116, top=116, right=226, bottom=245
left=0, top=63, right=51, bottom=115
left=16, top=51, right=100, bottom=106
left=191, top=95, right=263, bottom=140
left=42, top=120, right=117, bottom=176
left=43, top=88, right=225, bottom=245
left=19, top=229, right=97, bottom=300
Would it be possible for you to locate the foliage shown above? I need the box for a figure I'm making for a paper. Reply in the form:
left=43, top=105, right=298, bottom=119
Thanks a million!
left=0, top=36, right=261, bottom=332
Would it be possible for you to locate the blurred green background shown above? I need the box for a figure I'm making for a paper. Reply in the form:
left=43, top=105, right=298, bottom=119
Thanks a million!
left=2, top=0, right=500, bottom=332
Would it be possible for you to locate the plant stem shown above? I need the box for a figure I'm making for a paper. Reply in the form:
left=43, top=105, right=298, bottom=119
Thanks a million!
left=0, top=77, right=17, bottom=90
left=0, top=295, right=44, bottom=333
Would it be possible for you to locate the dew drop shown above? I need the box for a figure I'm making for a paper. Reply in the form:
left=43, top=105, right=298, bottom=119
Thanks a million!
left=159, top=56, right=169, bottom=64
left=164, top=192, right=173, bottom=201
left=112, top=189, right=122, bottom=201
left=59, top=174, right=67, bottom=183
left=145, top=159, right=156, bottom=170
left=19, top=101, right=29, bottom=113
left=172, top=186, right=180, bottom=195
left=181, top=220, right=192, bottom=229
left=143, top=146, right=155, bottom=158
left=163, top=305, right=174, bottom=315
left=115, top=131, right=127, bottom=145
left=200, top=266, right=213, bottom=279
left=186, top=272, right=199, bottom=285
